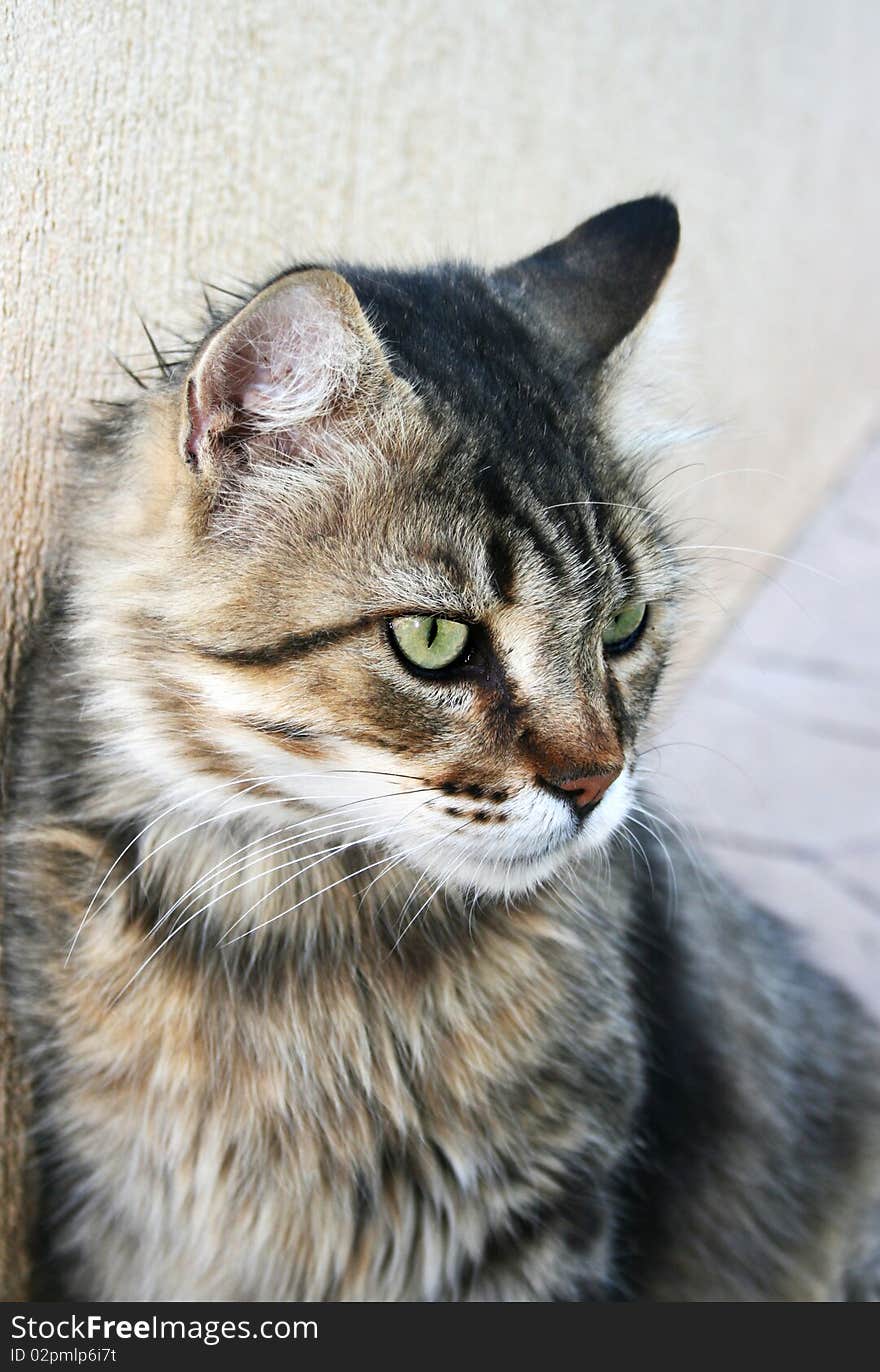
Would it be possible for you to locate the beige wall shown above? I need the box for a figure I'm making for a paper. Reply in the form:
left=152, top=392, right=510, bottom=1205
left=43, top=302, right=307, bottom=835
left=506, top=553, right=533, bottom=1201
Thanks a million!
left=3, top=0, right=880, bottom=695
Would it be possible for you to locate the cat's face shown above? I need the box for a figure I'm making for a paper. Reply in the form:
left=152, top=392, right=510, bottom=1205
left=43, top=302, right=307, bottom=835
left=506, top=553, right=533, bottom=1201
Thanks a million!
left=79, top=199, right=682, bottom=898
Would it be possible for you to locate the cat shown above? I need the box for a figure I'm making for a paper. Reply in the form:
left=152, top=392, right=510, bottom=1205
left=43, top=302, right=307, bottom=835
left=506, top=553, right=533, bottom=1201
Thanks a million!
left=3, top=196, right=879, bottom=1300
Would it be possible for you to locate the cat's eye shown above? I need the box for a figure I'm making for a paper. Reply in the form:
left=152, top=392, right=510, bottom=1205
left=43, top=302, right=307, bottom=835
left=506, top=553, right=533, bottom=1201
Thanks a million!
left=602, top=599, right=648, bottom=652
left=388, top=615, right=470, bottom=672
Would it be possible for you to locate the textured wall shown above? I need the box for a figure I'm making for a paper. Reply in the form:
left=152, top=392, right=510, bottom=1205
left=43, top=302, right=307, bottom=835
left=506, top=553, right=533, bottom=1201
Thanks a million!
left=1, top=0, right=879, bottom=1292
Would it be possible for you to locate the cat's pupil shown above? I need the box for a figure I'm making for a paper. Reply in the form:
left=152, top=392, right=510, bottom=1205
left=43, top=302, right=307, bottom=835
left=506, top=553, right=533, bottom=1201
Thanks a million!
left=426, top=617, right=439, bottom=648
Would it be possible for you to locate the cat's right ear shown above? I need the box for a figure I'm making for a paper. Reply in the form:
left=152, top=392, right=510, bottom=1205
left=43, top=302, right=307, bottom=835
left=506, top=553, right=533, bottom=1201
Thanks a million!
left=493, top=196, right=680, bottom=368
left=180, top=269, right=391, bottom=476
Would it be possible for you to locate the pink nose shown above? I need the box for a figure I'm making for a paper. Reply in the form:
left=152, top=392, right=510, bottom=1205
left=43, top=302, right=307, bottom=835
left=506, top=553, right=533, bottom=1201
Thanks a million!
left=552, top=768, right=622, bottom=809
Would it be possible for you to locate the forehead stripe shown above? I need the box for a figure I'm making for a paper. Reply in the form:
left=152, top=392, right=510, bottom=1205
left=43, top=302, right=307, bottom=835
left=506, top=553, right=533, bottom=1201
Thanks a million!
left=478, top=469, right=573, bottom=584
left=486, top=532, right=516, bottom=602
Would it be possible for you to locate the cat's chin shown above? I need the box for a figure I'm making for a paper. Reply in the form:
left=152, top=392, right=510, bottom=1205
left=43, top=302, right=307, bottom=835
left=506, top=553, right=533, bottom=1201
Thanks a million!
left=423, top=835, right=594, bottom=899
left=435, top=842, right=581, bottom=898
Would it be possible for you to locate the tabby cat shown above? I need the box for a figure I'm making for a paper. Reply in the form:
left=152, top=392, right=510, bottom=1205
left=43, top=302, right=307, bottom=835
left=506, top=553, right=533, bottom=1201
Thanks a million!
left=4, top=197, right=879, bottom=1300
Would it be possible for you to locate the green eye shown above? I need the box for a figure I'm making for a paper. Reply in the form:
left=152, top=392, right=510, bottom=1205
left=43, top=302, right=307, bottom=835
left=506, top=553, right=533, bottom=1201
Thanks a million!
left=602, top=599, right=648, bottom=651
left=389, top=615, right=470, bottom=672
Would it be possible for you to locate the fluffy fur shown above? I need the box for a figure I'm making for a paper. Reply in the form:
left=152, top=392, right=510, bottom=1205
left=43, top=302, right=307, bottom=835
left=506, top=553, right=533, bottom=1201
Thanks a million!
left=4, top=198, right=879, bottom=1300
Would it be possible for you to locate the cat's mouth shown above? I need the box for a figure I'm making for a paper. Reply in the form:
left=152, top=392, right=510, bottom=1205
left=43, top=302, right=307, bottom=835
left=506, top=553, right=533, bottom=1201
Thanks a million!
left=403, top=767, right=633, bottom=897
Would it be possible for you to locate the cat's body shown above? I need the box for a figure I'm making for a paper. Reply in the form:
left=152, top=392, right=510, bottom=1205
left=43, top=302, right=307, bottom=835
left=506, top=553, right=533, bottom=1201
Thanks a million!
left=4, top=198, right=880, bottom=1299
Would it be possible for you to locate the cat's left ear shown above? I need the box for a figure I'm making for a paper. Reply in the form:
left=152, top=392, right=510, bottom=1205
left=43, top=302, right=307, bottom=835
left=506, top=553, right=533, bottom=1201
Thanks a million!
left=493, top=196, right=680, bottom=367
left=181, top=269, right=391, bottom=475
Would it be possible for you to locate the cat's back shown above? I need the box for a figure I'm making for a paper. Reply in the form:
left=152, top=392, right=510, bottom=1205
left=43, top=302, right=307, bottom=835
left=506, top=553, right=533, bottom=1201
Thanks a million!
left=616, top=817, right=880, bottom=1300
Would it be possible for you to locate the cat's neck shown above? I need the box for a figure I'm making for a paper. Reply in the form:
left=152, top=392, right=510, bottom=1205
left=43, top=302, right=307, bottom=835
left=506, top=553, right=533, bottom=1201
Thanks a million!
left=126, top=802, right=604, bottom=975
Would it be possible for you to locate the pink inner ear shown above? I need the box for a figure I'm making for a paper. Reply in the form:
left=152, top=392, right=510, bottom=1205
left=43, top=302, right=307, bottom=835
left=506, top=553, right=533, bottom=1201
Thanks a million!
left=184, top=279, right=365, bottom=470
left=239, top=365, right=277, bottom=414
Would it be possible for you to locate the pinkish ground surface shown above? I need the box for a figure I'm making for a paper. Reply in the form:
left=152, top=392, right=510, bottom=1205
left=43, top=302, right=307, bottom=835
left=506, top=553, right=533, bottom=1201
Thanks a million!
left=649, top=441, right=880, bottom=1021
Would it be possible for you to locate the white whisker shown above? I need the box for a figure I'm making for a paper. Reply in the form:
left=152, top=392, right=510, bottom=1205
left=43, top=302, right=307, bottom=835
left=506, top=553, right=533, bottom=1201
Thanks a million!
left=222, top=817, right=474, bottom=948
left=153, top=790, right=436, bottom=937
left=109, top=818, right=426, bottom=1004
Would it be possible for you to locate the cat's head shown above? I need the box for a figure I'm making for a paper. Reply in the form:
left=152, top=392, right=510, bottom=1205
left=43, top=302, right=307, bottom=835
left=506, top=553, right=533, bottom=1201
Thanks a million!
left=75, top=196, right=683, bottom=897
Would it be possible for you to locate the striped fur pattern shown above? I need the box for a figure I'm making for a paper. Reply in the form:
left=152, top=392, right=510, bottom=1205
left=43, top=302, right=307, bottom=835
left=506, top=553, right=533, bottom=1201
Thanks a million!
left=4, top=199, right=879, bottom=1299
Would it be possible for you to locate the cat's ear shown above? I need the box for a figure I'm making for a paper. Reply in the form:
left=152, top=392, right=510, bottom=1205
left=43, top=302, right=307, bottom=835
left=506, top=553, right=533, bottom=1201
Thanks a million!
left=181, top=269, right=390, bottom=474
left=493, top=196, right=680, bottom=366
